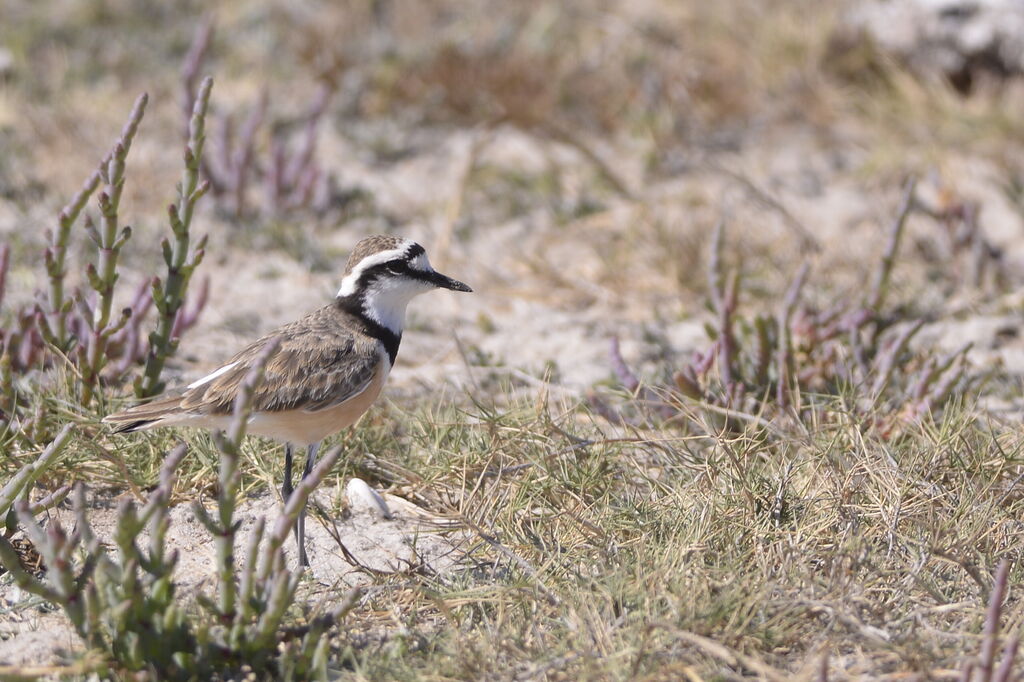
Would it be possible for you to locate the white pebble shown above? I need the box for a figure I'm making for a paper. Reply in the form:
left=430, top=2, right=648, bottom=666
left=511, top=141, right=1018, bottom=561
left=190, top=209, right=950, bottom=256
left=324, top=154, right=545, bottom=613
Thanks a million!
left=345, top=478, right=392, bottom=519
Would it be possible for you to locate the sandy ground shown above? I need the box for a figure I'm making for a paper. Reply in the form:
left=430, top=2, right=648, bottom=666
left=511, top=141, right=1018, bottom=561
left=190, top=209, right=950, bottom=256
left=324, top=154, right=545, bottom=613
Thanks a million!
left=5, top=122, right=1024, bottom=668
left=0, top=480, right=468, bottom=668
left=4, top=76, right=1024, bottom=671
left=174, top=124, right=1024, bottom=401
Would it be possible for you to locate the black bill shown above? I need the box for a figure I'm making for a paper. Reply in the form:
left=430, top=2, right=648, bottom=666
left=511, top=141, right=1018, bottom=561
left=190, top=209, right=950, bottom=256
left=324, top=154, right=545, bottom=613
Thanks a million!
left=429, top=270, right=473, bottom=292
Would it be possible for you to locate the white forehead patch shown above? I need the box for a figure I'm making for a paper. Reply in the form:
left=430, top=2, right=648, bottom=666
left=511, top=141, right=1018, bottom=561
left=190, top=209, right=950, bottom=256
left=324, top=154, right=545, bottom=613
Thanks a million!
left=408, top=252, right=432, bottom=273
left=337, top=240, right=418, bottom=297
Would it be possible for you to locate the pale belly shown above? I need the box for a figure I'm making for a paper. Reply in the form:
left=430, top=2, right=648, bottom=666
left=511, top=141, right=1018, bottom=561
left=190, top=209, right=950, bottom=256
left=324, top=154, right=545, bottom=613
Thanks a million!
left=248, top=362, right=388, bottom=444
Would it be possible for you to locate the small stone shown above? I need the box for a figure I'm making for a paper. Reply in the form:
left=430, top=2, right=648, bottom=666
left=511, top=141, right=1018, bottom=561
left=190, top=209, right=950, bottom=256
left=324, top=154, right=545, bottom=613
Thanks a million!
left=840, top=0, right=1024, bottom=93
left=345, top=478, right=393, bottom=519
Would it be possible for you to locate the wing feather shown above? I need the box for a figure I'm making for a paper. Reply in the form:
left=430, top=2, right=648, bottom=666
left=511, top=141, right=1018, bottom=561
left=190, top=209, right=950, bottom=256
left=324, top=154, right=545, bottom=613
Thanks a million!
left=180, top=306, right=380, bottom=415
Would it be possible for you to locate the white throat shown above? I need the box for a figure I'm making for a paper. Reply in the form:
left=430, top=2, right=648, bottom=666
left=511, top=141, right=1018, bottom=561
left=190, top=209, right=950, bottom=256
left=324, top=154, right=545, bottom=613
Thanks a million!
left=359, top=276, right=432, bottom=334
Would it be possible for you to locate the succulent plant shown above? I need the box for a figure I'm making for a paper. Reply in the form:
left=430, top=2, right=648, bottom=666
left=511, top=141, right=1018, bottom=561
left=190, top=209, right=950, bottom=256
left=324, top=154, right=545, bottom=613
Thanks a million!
left=0, top=344, right=357, bottom=679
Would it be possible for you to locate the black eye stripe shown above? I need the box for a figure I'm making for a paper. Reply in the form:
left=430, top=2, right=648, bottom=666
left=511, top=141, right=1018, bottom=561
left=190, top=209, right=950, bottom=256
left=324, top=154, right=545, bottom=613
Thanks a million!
left=357, top=259, right=433, bottom=285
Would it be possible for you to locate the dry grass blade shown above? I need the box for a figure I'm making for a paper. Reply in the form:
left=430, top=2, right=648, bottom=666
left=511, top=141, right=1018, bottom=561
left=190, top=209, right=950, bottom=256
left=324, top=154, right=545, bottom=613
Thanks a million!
left=710, top=163, right=822, bottom=253
left=671, top=629, right=787, bottom=682
left=978, top=560, right=1013, bottom=682
left=5, top=2, right=1024, bottom=679
left=777, top=262, right=809, bottom=409
left=868, top=177, right=917, bottom=312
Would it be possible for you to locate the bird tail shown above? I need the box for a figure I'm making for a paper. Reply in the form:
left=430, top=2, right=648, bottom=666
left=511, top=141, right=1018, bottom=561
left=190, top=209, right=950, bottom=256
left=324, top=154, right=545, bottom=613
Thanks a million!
left=103, top=395, right=185, bottom=433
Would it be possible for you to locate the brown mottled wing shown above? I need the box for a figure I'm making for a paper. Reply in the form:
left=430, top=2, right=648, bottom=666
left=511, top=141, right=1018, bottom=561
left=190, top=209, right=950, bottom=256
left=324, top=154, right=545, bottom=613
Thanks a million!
left=181, top=306, right=379, bottom=415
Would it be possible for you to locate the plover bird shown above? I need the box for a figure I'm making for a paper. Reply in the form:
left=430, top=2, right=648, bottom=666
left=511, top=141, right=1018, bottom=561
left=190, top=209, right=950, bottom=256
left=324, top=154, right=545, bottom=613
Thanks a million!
left=104, top=235, right=472, bottom=565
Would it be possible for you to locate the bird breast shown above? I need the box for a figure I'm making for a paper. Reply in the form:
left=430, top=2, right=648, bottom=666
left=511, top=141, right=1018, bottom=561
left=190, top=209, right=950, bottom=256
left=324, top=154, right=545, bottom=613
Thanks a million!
left=245, top=358, right=389, bottom=445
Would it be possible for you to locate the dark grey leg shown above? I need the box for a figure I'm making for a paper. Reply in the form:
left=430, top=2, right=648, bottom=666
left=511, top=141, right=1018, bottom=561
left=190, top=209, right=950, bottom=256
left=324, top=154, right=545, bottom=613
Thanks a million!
left=282, top=442, right=294, bottom=502
left=281, top=442, right=307, bottom=565
left=295, top=442, right=321, bottom=567
left=302, top=442, right=321, bottom=479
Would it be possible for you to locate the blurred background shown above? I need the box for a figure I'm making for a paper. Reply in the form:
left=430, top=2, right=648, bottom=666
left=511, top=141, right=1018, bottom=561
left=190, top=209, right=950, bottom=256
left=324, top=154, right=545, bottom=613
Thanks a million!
left=6, top=2, right=1024, bottom=676
left=2, top=0, right=1024, bottom=388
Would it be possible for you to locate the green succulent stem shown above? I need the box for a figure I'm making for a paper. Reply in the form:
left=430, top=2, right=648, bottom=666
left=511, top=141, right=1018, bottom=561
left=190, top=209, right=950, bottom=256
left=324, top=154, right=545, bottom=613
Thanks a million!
left=79, top=93, right=148, bottom=405
left=0, top=341, right=348, bottom=678
left=1, top=423, right=73, bottom=534
left=139, top=76, right=213, bottom=398
left=44, top=172, right=101, bottom=349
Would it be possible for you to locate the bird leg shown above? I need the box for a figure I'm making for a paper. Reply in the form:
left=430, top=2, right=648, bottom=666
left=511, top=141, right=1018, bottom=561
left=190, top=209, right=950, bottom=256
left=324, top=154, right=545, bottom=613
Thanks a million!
left=295, top=442, right=321, bottom=567
left=281, top=442, right=308, bottom=566
left=282, top=442, right=294, bottom=502
left=302, top=441, right=321, bottom=479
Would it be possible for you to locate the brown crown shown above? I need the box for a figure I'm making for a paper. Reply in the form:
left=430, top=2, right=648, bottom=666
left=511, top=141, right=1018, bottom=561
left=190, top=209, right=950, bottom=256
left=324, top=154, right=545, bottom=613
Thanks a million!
left=343, top=235, right=410, bottom=276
